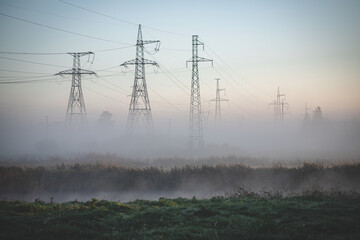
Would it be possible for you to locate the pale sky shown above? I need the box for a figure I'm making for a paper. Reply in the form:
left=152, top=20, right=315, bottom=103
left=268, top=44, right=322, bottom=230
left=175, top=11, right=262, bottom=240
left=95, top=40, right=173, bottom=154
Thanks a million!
left=0, top=0, right=359, bottom=128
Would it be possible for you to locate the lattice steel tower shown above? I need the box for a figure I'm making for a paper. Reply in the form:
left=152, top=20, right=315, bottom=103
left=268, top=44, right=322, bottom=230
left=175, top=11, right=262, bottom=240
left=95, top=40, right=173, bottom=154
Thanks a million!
left=121, top=24, right=160, bottom=135
left=269, top=86, right=288, bottom=126
left=55, top=52, right=95, bottom=125
left=186, top=35, right=212, bottom=150
left=210, top=78, right=228, bottom=126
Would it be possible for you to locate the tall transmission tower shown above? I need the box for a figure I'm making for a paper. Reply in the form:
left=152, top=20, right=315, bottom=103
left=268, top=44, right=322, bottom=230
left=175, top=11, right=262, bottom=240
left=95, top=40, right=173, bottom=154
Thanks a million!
left=120, top=24, right=160, bottom=135
left=210, top=78, right=228, bottom=126
left=301, top=102, right=311, bottom=129
left=304, top=102, right=310, bottom=121
left=55, top=52, right=95, bottom=125
left=186, top=35, right=213, bottom=150
left=269, top=86, right=288, bottom=126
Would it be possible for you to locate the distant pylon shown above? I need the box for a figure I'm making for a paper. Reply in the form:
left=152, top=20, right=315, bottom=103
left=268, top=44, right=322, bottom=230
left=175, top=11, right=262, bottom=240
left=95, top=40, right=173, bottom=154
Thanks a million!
left=269, top=86, right=288, bottom=126
left=55, top=52, right=95, bottom=125
left=301, top=102, right=311, bottom=129
left=186, top=35, right=213, bottom=150
left=304, top=102, right=310, bottom=121
left=210, top=78, right=228, bottom=126
left=120, top=24, right=160, bottom=136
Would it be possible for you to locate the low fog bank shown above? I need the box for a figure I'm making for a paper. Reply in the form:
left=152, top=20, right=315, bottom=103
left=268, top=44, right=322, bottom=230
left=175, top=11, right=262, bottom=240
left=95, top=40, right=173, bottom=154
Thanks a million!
left=1, top=163, right=359, bottom=202
left=0, top=116, right=359, bottom=160
left=1, top=153, right=359, bottom=169
left=3, top=190, right=224, bottom=203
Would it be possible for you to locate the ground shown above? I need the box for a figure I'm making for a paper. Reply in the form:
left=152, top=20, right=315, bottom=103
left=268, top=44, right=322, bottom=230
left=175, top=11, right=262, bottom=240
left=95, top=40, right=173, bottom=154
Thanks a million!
left=1, top=194, right=359, bottom=240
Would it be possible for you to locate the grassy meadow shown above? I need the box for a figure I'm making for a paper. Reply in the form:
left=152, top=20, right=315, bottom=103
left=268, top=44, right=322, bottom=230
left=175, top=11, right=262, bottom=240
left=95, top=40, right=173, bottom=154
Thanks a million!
left=1, top=193, right=360, bottom=240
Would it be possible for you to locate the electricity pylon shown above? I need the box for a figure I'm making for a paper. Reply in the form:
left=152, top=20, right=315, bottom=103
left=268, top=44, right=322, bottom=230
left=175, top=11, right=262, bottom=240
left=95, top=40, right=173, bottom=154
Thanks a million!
left=304, top=102, right=310, bottom=121
left=55, top=52, right=95, bottom=125
left=186, top=35, right=212, bottom=150
left=120, top=24, right=160, bottom=136
left=210, top=78, right=228, bottom=126
left=301, top=102, right=311, bottom=130
left=269, top=86, right=288, bottom=126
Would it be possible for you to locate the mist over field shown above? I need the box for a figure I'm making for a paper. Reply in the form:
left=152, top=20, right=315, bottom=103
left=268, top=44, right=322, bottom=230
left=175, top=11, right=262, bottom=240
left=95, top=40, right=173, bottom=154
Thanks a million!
left=0, top=113, right=359, bottom=160
left=1, top=114, right=360, bottom=202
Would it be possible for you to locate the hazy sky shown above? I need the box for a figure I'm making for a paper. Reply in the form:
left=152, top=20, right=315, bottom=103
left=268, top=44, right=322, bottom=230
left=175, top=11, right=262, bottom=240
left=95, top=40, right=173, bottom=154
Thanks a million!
left=0, top=0, right=359, bottom=128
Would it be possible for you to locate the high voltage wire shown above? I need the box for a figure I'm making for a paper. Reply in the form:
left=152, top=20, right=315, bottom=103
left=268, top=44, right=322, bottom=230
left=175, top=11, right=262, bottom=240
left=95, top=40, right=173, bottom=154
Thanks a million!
left=0, top=77, right=60, bottom=84
left=144, top=49, right=190, bottom=96
left=0, top=51, right=67, bottom=55
left=209, top=65, right=267, bottom=113
left=144, top=48, right=212, bottom=106
left=203, top=51, right=268, bottom=106
left=0, top=56, right=68, bottom=68
left=83, top=85, right=128, bottom=105
left=58, top=0, right=189, bottom=37
left=161, top=48, right=191, bottom=52
left=95, top=45, right=135, bottom=53
left=0, top=65, right=192, bottom=85
left=200, top=37, right=273, bottom=100
left=0, top=74, right=53, bottom=80
left=94, top=66, right=120, bottom=72
left=58, top=0, right=137, bottom=26
left=0, top=12, right=133, bottom=45
left=0, top=1, right=131, bottom=28
left=0, top=69, right=49, bottom=74
left=94, top=75, right=129, bottom=95
left=0, top=45, right=135, bottom=55
left=147, top=86, right=185, bottom=113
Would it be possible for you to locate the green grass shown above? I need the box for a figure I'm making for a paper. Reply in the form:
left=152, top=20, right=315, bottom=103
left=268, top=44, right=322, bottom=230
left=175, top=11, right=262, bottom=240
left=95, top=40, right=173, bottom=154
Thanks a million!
left=1, top=194, right=359, bottom=240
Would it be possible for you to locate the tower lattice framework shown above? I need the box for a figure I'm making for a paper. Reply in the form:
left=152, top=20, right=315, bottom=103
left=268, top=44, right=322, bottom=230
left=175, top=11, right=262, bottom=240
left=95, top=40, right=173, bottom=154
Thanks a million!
left=121, top=24, right=160, bottom=135
left=210, top=78, right=228, bottom=126
left=56, top=52, right=95, bottom=125
left=269, top=86, right=288, bottom=126
left=186, top=35, right=212, bottom=150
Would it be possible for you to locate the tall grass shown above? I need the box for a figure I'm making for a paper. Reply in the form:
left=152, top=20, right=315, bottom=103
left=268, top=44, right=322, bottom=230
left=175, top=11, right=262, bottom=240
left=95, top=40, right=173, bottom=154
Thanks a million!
left=1, top=161, right=359, bottom=200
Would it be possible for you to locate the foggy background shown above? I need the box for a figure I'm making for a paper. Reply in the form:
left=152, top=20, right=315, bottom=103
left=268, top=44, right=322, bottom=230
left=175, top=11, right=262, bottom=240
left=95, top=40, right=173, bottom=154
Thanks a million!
left=0, top=112, right=359, bottom=160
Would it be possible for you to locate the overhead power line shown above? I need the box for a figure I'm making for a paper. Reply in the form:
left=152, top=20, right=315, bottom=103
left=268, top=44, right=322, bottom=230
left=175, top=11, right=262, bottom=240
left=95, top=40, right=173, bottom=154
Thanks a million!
left=148, top=86, right=184, bottom=113
left=83, top=86, right=128, bottom=105
left=0, top=74, right=53, bottom=80
left=58, top=0, right=189, bottom=37
left=0, top=51, right=67, bottom=55
left=58, top=0, right=137, bottom=26
left=0, top=56, right=67, bottom=68
left=0, top=69, right=50, bottom=74
left=0, top=45, right=135, bottom=56
left=0, top=12, right=132, bottom=45
left=0, top=77, right=60, bottom=84
left=144, top=48, right=190, bottom=96
left=200, top=37, right=272, bottom=100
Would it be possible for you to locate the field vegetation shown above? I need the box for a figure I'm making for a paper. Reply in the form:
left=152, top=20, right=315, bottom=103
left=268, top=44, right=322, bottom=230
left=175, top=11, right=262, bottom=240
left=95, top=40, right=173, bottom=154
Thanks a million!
left=1, top=155, right=359, bottom=239
left=1, top=191, right=359, bottom=239
left=0, top=155, right=359, bottom=201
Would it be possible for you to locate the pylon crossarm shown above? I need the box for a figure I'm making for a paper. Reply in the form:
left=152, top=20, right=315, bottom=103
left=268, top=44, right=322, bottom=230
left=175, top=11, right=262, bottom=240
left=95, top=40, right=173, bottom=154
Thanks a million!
left=121, top=59, right=158, bottom=67
left=142, top=40, right=160, bottom=51
left=78, top=69, right=96, bottom=75
left=55, top=69, right=95, bottom=75
left=55, top=69, right=73, bottom=75
left=196, top=57, right=212, bottom=63
left=67, top=51, right=94, bottom=57
left=142, top=59, right=158, bottom=66
left=120, top=59, right=136, bottom=67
